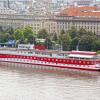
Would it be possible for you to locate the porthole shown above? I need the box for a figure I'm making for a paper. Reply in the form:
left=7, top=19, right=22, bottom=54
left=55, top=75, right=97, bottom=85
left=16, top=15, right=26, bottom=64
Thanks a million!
left=71, top=60, right=73, bottom=63
left=63, top=60, right=66, bottom=63
left=52, top=59, right=54, bottom=61
left=42, top=58, right=43, bottom=60
left=83, top=61, right=85, bottom=64
left=87, top=62, right=90, bottom=64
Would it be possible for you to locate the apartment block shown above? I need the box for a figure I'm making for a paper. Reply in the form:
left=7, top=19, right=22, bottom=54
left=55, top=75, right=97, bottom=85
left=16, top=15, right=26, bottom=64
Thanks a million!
left=55, top=15, right=100, bottom=36
left=56, top=6, right=100, bottom=36
left=0, top=14, right=57, bottom=35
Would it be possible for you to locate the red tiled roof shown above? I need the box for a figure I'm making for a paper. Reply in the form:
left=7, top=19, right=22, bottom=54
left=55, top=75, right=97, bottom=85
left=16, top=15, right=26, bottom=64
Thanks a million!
left=59, top=6, right=100, bottom=17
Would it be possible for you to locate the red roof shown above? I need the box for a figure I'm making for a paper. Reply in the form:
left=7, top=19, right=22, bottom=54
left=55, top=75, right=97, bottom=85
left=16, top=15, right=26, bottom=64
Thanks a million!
left=58, top=6, right=100, bottom=17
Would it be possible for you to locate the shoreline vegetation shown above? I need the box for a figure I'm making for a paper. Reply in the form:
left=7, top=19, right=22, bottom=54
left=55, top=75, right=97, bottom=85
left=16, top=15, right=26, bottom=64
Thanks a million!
left=0, top=25, right=100, bottom=53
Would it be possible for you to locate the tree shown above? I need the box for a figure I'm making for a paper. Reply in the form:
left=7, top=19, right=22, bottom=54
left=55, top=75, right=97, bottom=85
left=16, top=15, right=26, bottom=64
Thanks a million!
left=79, top=35, right=96, bottom=51
left=92, top=39, right=100, bottom=51
left=23, top=25, right=33, bottom=38
left=52, top=33, right=58, bottom=43
left=6, top=27, right=15, bottom=40
left=13, top=25, right=35, bottom=44
left=32, top=33, right=37, bottom=44
left=0, top=26, right=4, bottom=32
left=45, top=37, right=52, bottom=49
left=37, top=29, right=48, bottom=39
left=60, top=29, right=65, bottom=35
left=78, top=28, right=87, bottom=38
left=23, top=25, right=34, bottom=44
left=68, top=26, right=77, bottom=39
left=59, top=32, right=71, bottom=51
left=14, top=28, right=24, bottom=44
left=0, top=32, right=6, bottom=43
left=75, top=28, right=96, bottom=51
left=70, top=37, right=78, bottom=50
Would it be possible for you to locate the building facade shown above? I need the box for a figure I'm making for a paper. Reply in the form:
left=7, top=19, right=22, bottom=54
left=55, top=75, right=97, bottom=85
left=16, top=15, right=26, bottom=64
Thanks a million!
left=72, top=0, right=94, bottom=6
left=0, top=11, right=100, bottom=36
left=0, top=14, right=57, bottom=35
left=56, top=6, right=100, bottom=36
left=55, top=15, right=100, bottom=36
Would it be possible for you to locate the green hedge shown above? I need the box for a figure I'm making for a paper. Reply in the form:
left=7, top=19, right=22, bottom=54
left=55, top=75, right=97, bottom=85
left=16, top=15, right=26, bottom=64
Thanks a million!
left=97, top=50, right=100, bottom=54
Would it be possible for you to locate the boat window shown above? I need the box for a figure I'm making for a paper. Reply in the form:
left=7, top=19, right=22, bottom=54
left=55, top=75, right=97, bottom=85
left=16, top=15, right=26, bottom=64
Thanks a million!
left=70, top=57, right=75, bottom=59
left=80, top=58, right=85, bottom=59
left=58, top=53, right=64, bottom=56
left=35, top=51, right=39, bottom=54
left=65, top=54, right=68, bottom=58
left=84, top=58, right=91, bottom=60
left=50, top=53, right=52, bottom=56
left=20, top=51, right=22, bottom=53
left=41, top=52, right=47, bottom=55
left=94, top=57, right=99, bottom=60
left=28, top=52, right=33, bottom=54
left=69, top=57, right=79, bottom=59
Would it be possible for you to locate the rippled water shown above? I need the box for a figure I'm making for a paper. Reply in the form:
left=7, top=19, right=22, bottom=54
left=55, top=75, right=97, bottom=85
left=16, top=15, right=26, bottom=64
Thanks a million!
left=0, top=62, right=100, bottom=100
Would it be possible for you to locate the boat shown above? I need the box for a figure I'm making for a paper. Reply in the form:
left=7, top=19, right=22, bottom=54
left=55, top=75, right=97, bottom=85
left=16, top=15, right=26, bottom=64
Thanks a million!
left=0, top=44, right=100, bottom=71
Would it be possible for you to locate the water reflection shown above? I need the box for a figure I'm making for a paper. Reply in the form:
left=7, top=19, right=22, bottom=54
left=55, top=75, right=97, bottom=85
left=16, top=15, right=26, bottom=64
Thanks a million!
left=0, top=63, right=100, bottom=100
left=0, top=63, right=99, bottom=80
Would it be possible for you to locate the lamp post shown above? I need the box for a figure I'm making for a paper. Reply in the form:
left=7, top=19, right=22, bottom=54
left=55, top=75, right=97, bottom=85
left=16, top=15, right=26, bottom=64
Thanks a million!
left=76, top=44, right=79, bottom=51
left=60, top=39, right=63, bottom=51
left=76, top=38, right=81, bottom=51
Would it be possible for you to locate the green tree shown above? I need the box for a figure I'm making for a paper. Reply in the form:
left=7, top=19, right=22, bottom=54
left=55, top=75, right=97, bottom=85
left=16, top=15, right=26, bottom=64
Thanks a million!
left=74, top=29, right=96, bottom=51
left=59, top=32, right=71, bottom=51
left=68, top=26, right=77, bottom=39
left=45, top=37, right=52, bottom=49
left=6, top=27, right=15, bottom=40
left=78, top=28, right=87, bottom=38
left=93, top=39, right=100, bottom=51
left=23, top=25, right=34, bottom=44
left=52, top=33, right=58, bottom=43
left=37, top=29, right=48, bottom=39
left=79, top=35, right=96, bottom=51
left=60, top=29, right=65, bottom=35
left=13, top=25, right=35, bottom=44
left=0, top=26, right=4, bottom=32
left=14, top=28, right=24, bottom=44
left=70, top=37, right=78, bottom=50
left=0, top=32, right=6, bottom=43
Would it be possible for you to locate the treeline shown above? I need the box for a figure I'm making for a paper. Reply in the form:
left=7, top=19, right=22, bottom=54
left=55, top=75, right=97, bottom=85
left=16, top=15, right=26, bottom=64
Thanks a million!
left=0, top=25, right=100, bottom=52
left=0, top=25, right=34, bottom=45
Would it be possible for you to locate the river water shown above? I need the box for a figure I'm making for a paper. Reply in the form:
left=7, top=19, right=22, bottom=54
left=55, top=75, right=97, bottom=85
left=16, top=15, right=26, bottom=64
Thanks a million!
left=0, top=62, right=100, bottom=100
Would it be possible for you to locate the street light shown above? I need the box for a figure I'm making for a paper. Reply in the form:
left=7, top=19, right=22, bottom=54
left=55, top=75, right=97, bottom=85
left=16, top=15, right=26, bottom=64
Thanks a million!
left=76, top=38, right=81, bottom=51
left=60, top=39, right=63, bottom=51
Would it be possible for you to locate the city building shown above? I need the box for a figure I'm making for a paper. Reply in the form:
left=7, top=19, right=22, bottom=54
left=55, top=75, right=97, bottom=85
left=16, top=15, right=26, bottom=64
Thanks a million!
left=0, top=5, right=100, bottom=37
left=55, top=15, right=100, bottom=36
left=55, top=6, right=100, bottom=36
left=59, top=6, right=100, bottom=17
left=72, top=0, right=93, bottom=6
left=0, top=14, right=57, bottom=35
left=0, top=7, right=17, bottom=14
